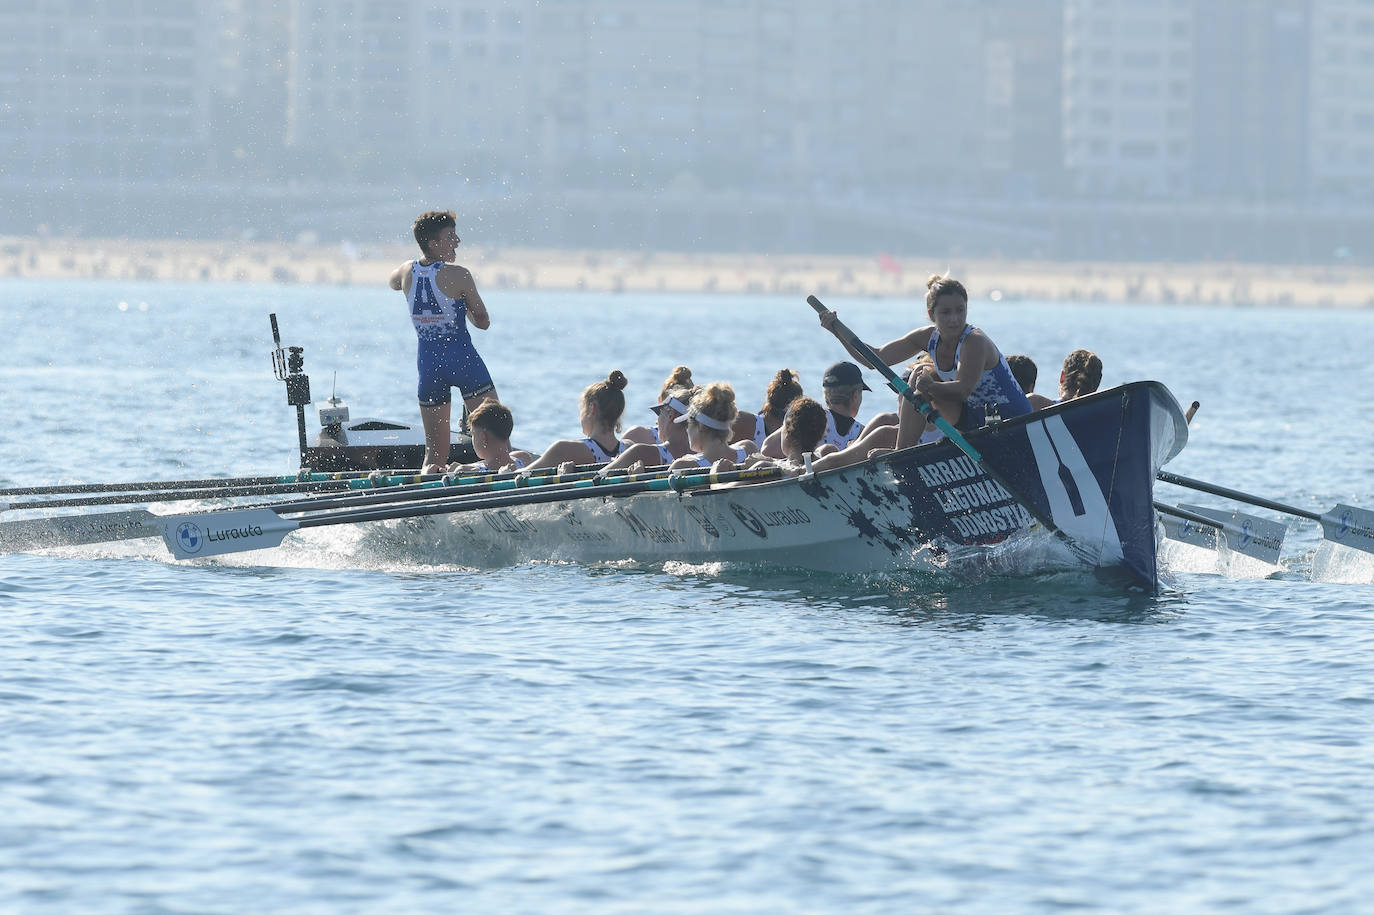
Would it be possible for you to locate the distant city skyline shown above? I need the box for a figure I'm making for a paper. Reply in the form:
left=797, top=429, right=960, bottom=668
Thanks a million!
left=2, top=0, right=1372, bottom=263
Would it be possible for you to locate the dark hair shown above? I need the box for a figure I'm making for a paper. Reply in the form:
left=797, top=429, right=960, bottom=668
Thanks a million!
left=468, top=401, right=513, bottom=440
left=761, top=368, right=804, bottom=420
left=584, top=370, right=629, bottom=430
left=782, top=397, right=827, bottom=455
left=658, top=365, right=694, bottom=400
left=1006, top=354, right=1037, bottom=394
left=412, top=210, right=455, bottom=256
left=925, top=273, right=969, bottom=317
left=1060, top=349, right=1103, bottom=400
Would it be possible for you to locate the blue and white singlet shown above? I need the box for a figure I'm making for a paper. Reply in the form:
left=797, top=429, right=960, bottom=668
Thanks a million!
left=407, top=260, right=494, bottom=406
left=927, top=325, right=1032, bottom=422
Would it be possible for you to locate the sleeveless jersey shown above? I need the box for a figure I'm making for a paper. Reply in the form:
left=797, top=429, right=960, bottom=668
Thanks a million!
left=822, top=410, right=865, bottom=449
left=583, top=437, right=623, bottom=463
left=753, top=413, right=768, bottom=447
left=927, top=325, right=1032, bottom=419
left=687, top=447, right=752, bottom=468
left=407, top=261, right=472, bottom=342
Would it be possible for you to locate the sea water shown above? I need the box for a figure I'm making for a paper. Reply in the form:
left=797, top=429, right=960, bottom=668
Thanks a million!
left=2, top=279, right=1374, bottom=912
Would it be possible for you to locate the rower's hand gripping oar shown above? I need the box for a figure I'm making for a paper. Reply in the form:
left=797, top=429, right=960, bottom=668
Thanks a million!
left=806, top=294, right=1094, bottom=562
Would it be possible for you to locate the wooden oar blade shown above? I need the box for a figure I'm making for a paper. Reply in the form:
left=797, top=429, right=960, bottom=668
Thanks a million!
left=1318, top=503, right=1374, bottom=555
left=161, top=508, right=299, bottom=560
left=1179, top=503, right=1286, bottom=565
left=0, top=509, right=163, bottom=552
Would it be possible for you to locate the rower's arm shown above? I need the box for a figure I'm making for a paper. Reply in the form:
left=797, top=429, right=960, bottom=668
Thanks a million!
left=915, top=333, right=989, bottom=401
left=439, top=265, right=491, bottom=330
left=387, top=262, right=408, bottom=291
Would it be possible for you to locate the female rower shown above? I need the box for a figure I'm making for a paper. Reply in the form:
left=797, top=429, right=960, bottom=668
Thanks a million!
left=447, top=401, right=535, bottom=473
left=669, top=383, right=759, bottom=471
left=623, top=365, right=694, bottom=445
left=1058, top=349, right=1103, bottom=401
left=818, top=273, right=1030, bottom=450
left=525, top=370, right=631, bottom=470
left=601, top=381, right=698, bottom=472
left=750, top=368, right=805, bottom=447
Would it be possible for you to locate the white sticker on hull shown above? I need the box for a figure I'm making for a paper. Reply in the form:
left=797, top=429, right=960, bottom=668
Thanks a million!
left=1024, top=416, right=1122, bottom=565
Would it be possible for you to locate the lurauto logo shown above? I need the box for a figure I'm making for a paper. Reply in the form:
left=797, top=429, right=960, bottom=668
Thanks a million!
left=175, top=521, right=204, bottom=554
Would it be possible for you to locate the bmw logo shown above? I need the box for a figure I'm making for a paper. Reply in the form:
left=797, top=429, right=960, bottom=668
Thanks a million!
left=729, top=501, right=767, bottom=538
left=175, top=521, right=204, bottom=554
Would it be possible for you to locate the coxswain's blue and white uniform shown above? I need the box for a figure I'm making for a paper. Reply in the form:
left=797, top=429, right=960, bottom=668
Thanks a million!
left=927, top=325, right=1032, bottom=427
left=822, top=410, right=864, bottom=449
left=407, top=260, right=495, bottom=406
left=583, top=437, right=623, bottom=463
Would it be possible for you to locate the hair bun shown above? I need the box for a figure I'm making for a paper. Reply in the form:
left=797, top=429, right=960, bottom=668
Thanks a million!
left=607, top=370, right=628, bottom=391
left=926, top=273, right=945, bottom=289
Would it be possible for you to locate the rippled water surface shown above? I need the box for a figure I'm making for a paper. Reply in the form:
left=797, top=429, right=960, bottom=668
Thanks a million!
left=3, top=280, right=1374, bottom=912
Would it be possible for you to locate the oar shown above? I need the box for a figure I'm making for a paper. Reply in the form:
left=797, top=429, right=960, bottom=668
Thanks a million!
left=807, top=294, right=1095, bottom=563
left=0, top=462, right=618, bottom=513
left=161, top=466, right=782, bottom=560
left=1157, top=470, right=1374, bottom=556
left=0, top=463, right=665, bottom=553
left=0, top=470, right=394, bottom=498
left=1155, top=501, right=1285, bottom=565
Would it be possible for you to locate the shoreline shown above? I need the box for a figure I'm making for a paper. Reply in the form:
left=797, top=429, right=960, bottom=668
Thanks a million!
left=4, top=235, right=1374, bottom=307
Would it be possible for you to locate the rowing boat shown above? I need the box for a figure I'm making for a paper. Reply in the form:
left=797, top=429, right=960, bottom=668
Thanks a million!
left=357, top=380, right=1188, bottom=589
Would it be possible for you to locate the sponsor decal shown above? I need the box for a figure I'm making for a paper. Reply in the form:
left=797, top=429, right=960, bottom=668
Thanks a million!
left=683, top=504, right=720, bottom=538
left=1338, top=509, right=1353, bottom=539
left=206, top=523, right=266, bottom=543
left=729, top=501, right=768, bottom=538
left=614, top=509, right=685, bottom=544
left=483, top=510, right=536, bottom=535
left=175, top=521, right=204, bottom=554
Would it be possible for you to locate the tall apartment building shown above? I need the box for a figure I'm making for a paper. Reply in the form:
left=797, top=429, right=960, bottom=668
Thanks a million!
left=1191, top=0, right=1310, bottom=202
left=285, top=0, right=535, bottom=182
left=1062, top=0, right=1195, bottom=198
left=0, top=0, right=214, bottom=183
left=1307, top=0, right=1374, bottom=198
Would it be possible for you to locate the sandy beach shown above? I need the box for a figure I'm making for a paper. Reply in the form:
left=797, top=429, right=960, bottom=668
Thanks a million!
left=4, top=235, right=1373, bottom=307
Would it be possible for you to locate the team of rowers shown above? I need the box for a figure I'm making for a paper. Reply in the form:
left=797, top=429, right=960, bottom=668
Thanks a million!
left=392, top=211, right=1104, bottom=480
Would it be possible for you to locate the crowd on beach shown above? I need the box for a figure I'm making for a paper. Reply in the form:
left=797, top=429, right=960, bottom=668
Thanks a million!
left=390, top=210, right=1105, bottom=484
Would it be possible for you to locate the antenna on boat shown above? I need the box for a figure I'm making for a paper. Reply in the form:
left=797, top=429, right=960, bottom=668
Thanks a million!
left=269, top=313, right=312, bottom=469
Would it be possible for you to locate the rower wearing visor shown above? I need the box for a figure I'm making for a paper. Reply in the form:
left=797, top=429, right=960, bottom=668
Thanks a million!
left=602, top=384, right=697, bottom=472
left=669, top=383, right=759, bottom=471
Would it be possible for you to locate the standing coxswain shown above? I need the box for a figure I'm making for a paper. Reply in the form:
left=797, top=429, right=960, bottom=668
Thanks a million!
left=388, top=210, right=499, bottom=473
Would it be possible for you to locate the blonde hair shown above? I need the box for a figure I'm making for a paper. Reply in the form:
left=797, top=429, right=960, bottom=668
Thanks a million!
left=686, top=382, right=738, bottom=440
